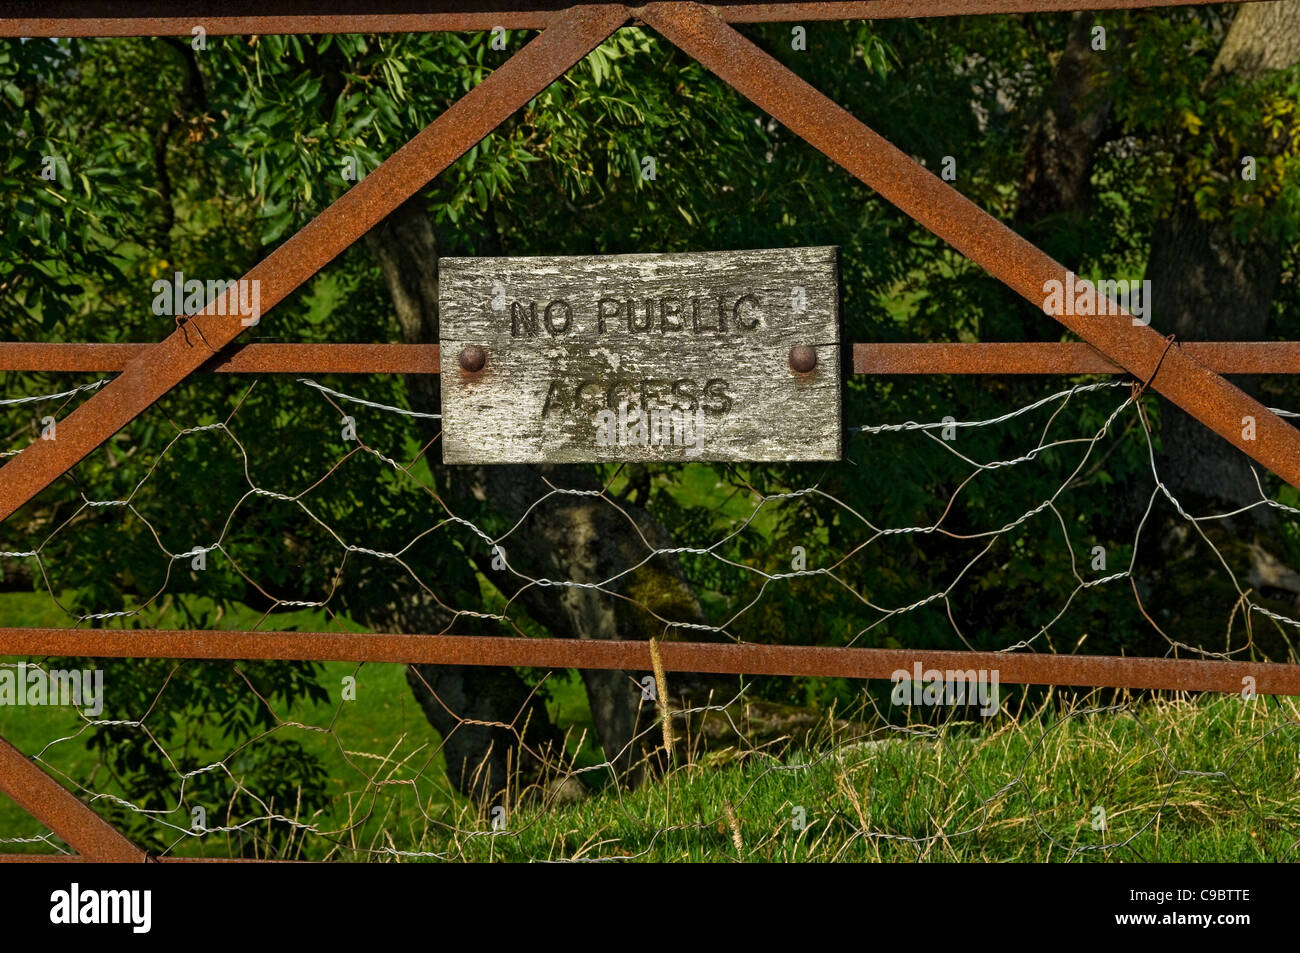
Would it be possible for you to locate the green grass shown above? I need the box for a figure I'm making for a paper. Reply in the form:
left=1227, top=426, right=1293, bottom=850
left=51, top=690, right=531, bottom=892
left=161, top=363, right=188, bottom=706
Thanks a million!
left=6, top=657, right=1296, bottom=860
left=416, top=693, right=1300, bottom=862
left=3, top=581, right=1296, bottom=861
left=0, top=655, right=597, bottom=859
left=0, top=578, right=604, bottom=857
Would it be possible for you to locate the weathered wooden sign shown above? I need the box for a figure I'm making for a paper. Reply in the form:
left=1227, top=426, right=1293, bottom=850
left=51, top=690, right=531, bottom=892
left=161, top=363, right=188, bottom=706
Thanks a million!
left=438, top=247, right=841, bottom=464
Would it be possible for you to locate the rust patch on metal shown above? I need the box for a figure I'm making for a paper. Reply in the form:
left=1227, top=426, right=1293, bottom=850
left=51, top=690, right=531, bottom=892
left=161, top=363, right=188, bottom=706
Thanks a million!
left=0, top=0, right=1260, bottom=36
left=0, top=735, right=146, bottom=862
left=852, top=342, right=1300, bottom=375
left=2, top=341, right=1300, bottom=376
left=643, top=1, right=1300, bottom=491
left=0, top=4, right=628, bottom=526
left=457, top=344, right=488, bottom=373
left=788, top=344, right=818, bottom=373
left=0, top=343, right=442, bottom=374
left=1, top=628, right=1297, bottom=695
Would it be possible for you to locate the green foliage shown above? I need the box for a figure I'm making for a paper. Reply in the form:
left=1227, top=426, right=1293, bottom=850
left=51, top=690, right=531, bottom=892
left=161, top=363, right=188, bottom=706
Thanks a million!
left=1112, top=9, right=1300, bottom=243
left=80, top=652, right=330, bottom=854
left=0, top=40, right=129, bottom=331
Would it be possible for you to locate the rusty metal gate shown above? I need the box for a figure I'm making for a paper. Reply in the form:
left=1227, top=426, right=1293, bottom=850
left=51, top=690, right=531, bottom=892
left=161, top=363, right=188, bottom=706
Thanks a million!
left=1, top=0, right=1299, bottom=861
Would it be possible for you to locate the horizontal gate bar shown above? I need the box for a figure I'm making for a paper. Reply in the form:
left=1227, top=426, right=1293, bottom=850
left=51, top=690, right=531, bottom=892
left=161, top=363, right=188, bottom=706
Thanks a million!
left=2, top=341, right=1298, bottom=375
left=0, top=342, right=441, bottom=374
left=852, top=341, right=1300, bottom=375
left=0, top=853, right=299, bottom=862
left=3, top=628, right=1297, bottom=694
left=0, top=852, right=297, bottom=863
left=0, top=0, right=1264, bottom=36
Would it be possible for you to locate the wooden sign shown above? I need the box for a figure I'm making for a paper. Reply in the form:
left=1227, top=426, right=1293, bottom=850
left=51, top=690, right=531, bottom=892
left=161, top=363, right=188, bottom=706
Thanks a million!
left=438, top=247, right=841, bottom=464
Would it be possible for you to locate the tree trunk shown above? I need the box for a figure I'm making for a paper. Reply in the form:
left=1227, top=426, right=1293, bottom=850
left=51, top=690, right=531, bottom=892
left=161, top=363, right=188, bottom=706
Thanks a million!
left=350, top=197, right=565, bottom=807
left=357, top=194, right=729, bottom=798
left=1149, top=0, right=1300, bottom=515
left=1007, top=4, right=1300, bottom=654
left=1139, top=0, right=1300, bottom=654
left=1008, top=12, right=1124, bottom=341
left=1014, top=12, right=1120, bottom=234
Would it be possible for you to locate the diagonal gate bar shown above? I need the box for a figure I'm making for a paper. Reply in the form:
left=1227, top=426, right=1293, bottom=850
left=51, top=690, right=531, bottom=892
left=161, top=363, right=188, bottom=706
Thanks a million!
left=0, top=6, right=627, bottom=855
left=642, top=1, right=1300, bottom=492
left=0, top=3, right=629, bottom=526
left=0, top=736, right=146, bottom=861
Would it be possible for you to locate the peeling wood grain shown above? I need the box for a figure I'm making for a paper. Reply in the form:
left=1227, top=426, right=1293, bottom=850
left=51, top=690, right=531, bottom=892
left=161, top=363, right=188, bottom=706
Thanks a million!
left=438, top=247, right=841, bottom=463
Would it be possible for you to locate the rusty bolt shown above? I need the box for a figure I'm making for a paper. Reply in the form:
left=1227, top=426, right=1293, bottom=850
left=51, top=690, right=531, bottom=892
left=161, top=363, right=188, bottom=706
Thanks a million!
left=458, top=345, right=486, bottom=373
left=789, top=345, right=817, bottom=373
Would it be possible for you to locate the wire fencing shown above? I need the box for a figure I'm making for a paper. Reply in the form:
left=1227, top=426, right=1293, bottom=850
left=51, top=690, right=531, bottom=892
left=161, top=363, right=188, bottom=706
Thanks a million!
left=0, top=369, right=1297, bottom=860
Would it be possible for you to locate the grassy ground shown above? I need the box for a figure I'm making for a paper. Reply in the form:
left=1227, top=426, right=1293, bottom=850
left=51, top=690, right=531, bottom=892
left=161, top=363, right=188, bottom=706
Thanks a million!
left=0, top=591, right=602, bottom=858
left=0, top=658, right=596, bottom=858
left=4, top=638, right=1297, bottom=860
left=384, top=691, right=1300, bottom=863
left=2, top=574, right=1296, bottom=862
left=389, top=692, right=1300, bottom=862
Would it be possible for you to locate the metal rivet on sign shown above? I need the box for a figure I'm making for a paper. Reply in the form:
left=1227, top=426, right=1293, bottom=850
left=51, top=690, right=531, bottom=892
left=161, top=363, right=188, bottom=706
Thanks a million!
left=458, top=345, right=487, bottom=373
left=788, top=345, right=817, bottom=373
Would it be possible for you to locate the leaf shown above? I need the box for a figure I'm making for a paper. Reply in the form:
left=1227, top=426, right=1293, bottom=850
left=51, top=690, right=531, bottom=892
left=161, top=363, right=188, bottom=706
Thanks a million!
left=345, top=107, right=378, bottom=138
left=258, top=209, right=293, bottom=244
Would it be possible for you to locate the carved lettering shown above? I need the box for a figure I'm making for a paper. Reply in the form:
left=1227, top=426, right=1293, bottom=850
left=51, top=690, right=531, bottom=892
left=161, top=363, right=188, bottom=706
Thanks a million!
left=440, top=247, right=841, bottom=464
left=541, top=377, right=735, bottom=420
left=540, top=380, right=566, bottom=417
left=597, top=297, right=620, bottom=333
left=733, top=294, right=760, bottom=330
left=544, top=299, right=573, bottom=334
left=672, top=378, right=699, bottom=412
left=510, top=300, right=538, bottom=337
left=574, top=380, right=607, bottom=415
left=503, top=293, right=762, bottom=335
left=628, top=299, right=653, bottom=333
left=703, top=378, right=734, bottom=414
left=660, top=298, right=684, bottom=331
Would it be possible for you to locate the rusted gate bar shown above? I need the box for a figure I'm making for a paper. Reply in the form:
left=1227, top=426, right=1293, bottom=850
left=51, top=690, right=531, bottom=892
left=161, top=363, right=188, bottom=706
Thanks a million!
left=643, top=1, right=1300, bottom=492
left=0, top=853, right=80, bottom=862
left=706, top=0, right=1262, bottom=18
left=0, top=853, right=299, bottom=862
left=854, top=342, right=1300, bottom=375
left=0, top=4, right=628, bottom=527
left=0, top=343, right=442, bottom=374
left=4, top=341, right=1300, bottom=375
left=2, top=628, right=1296, bottom=694
left=0, top=736, right=145, bottom=861
left=0, top=0, right=1264, bottom=36
left=0, top=854, right=303, bottom=862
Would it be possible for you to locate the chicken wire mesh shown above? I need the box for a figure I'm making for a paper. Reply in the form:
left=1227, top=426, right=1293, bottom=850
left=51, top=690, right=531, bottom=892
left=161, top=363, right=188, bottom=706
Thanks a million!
left=0, top=368, right=1297, bottom=860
